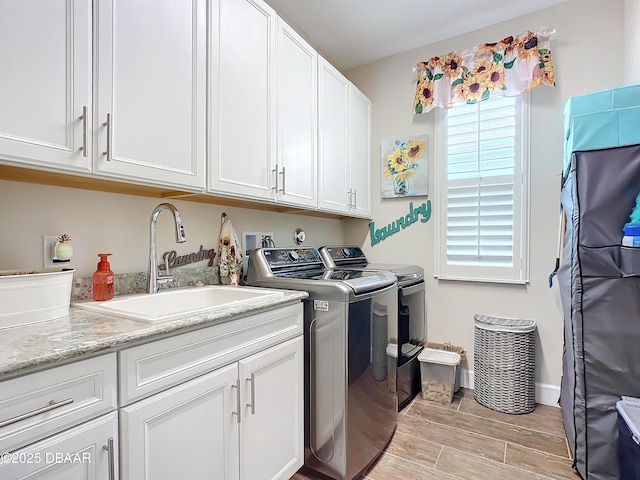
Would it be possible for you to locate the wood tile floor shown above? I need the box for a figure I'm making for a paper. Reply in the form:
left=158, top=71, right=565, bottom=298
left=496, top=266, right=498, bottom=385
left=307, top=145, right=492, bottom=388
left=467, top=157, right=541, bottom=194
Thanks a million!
left=291, top=388, right=581, bottom=480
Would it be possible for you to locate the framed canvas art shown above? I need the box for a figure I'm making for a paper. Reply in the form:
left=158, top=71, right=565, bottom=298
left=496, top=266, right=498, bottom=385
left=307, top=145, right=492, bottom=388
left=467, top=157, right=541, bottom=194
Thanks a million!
left=381, top=135, right=428, bottom=198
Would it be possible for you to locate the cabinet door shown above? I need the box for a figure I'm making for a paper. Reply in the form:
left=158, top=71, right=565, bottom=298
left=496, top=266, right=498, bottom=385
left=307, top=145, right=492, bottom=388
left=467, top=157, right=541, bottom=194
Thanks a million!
left=209, top=0, right=277, bottom=201
left=238, top=336, right=303, bottom=480
left=275, top=19, right=317, bottom=208
left=120, top=364, right=239, bottom=480
left=94, top=0, right=206, bottom=190
left=0, top=412, right=118, bottom=480
left=317, top=57, right=349, bottom=214
left=349, top=84, right=373, bottom=218
left=0, top=0, right=91, bottom=173
left=0, top=353, right=117, bottom=454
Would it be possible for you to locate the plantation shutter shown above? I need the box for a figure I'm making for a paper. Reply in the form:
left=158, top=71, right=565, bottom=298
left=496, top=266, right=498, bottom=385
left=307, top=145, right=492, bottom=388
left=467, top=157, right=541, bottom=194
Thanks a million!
left=436, top=95, right=529, bottom=283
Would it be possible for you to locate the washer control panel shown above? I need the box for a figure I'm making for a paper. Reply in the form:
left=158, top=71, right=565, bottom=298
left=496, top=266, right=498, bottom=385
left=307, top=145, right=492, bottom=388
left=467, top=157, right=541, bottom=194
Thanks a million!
left=324, top=246, right=366, bottom=262
left=262, top=247, right=322, bottom=268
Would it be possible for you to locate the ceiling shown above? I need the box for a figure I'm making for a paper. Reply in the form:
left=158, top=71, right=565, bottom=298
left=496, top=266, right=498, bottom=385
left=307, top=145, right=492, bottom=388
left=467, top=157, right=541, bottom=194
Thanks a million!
left=263, top=0, right=569, bottom=71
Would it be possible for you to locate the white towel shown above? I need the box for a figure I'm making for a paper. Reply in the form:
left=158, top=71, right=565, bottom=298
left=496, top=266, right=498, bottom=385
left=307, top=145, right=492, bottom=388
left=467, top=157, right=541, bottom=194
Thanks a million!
left=217, top=216, right=243, bottom=286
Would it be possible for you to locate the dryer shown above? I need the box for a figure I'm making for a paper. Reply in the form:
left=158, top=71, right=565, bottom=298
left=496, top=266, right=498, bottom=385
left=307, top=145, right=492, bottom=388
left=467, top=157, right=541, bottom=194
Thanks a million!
left=319, top=245, right=426, bottom=409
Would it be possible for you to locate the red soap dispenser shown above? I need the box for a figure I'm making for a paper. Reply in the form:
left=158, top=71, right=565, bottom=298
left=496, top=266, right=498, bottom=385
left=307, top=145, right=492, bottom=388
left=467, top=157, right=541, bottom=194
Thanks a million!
left=93, top=253, right=114, bottom=301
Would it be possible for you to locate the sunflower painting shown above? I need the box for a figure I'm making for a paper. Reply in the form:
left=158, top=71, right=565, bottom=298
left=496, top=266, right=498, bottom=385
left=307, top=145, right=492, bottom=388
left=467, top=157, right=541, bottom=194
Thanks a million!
left=381, top=135, right=428, bottom=198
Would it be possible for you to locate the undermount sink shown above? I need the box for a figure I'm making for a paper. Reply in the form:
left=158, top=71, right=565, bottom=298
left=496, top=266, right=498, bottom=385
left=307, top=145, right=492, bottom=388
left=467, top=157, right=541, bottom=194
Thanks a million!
left=73, top=285, right=284, bottom=323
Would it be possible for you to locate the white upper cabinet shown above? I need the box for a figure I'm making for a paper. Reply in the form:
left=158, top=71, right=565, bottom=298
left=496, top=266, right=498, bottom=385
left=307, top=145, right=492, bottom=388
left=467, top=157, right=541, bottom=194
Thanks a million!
left=0, top=0, right=92, bottom=173
left=0, top=0, right=369, bottom=218
left=317, top=57, right=350, bottom=214
left=209, top=0, right=277, bottom=201
left=275, top=19, right=318, bottom=209
left=348, top=84, right=372, bottom=218
left=209, top=0, right=317, bottom=209
left=317, top=58, right=372, bottom=217
left=94, top=0, right=206, bottom=190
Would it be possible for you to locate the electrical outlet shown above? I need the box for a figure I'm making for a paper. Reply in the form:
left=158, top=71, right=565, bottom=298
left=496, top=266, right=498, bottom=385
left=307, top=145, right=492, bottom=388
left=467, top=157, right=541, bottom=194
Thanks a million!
left=242, top=231, right=274, bottom=275
left=43, top=235, right=58, bottom=268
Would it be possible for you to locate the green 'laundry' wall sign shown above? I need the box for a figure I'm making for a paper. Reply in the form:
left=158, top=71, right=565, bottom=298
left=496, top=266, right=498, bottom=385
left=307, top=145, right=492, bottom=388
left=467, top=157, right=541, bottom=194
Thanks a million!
left=369, top=200, right=431, bottom=246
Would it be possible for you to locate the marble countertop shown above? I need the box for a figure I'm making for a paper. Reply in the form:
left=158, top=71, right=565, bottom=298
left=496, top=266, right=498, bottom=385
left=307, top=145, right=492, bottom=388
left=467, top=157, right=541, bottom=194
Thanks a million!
left=0, top=289, right=308, bottom=379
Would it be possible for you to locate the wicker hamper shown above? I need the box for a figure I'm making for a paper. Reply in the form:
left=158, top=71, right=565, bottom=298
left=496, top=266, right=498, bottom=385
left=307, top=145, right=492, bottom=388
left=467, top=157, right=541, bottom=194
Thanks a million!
left=473, top=314, right=536, bottom=414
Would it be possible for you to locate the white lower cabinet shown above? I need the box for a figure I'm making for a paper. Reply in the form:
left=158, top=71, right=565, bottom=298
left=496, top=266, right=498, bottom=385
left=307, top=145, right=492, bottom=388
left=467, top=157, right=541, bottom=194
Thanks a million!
left=0, top=412, right=118, bottom=480
left=239, top=336, right=304, bottom=480
left=120, top=336, right=303, bottom=480
left=0, top=304, right=304, bottom=480
left=120, top=363, right=240, bottom=480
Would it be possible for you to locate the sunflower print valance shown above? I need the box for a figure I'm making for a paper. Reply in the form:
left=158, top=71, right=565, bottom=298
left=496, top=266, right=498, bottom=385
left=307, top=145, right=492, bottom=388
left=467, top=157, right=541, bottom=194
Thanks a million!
left=413, top=28, right=556, bottom=114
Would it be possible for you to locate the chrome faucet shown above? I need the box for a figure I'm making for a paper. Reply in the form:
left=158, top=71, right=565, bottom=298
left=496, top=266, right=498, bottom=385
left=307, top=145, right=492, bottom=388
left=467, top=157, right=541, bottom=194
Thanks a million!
left=147, top=203, right=187, bottom=294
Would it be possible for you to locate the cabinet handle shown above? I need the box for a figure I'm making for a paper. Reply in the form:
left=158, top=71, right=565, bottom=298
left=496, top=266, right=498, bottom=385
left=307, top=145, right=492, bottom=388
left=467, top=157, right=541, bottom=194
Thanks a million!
left=271, top=163, right=279, bottom=192
left=102, top=113, right=111, bottom=161
left=0, top=398, right=74, bottom=428
left=347, top=189, right=353, bottom=209
left=103, top=437, right=115, bottom=480
left=279, top=167, right=286, bottom=195
left=231, top=378, right=241, bottom=423
left=79, top=106, right=88, bottom=157
left=352, top=189, right=357, bottom=209
left=246, top=373, right=256, bottom=414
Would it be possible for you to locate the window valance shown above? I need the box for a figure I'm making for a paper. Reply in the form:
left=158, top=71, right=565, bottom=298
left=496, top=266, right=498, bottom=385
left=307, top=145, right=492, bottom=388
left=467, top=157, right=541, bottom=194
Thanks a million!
left=413, top=28, right=555, bottom=114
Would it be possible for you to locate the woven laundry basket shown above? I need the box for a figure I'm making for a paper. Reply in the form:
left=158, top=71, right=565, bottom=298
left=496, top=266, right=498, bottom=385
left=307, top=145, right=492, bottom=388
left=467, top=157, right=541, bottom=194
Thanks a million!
left=473, top=314, right=536, bottom=414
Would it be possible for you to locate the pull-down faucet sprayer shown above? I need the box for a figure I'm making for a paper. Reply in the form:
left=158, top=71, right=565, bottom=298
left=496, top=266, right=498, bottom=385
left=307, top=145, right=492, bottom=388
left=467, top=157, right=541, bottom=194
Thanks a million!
left=147, top=203, right=187, bottom=294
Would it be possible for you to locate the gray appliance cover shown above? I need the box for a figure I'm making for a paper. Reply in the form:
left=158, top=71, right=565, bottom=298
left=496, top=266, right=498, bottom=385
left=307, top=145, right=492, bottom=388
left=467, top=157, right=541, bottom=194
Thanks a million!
left=558, top=144, right=640, bottom=479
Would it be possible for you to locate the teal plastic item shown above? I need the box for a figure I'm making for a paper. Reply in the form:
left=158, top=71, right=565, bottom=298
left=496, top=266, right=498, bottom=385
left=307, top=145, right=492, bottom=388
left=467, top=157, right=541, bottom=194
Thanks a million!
left=629, top=194, right=640, bottom=225
left=563, top=85, right=640, bottom=171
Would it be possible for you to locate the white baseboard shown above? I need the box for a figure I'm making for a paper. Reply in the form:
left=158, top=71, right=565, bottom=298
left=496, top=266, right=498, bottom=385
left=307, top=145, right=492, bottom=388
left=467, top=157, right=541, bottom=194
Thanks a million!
left=535, top=383, right=561, bottom=407
left=459, top=369, right=560, bottom=408
left=459, top=367, right=475, bottom=390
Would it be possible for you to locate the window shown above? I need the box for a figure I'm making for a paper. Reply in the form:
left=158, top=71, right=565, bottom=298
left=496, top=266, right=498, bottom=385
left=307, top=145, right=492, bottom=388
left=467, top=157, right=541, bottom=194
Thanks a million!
left=435, top=95, right=530, bottom=284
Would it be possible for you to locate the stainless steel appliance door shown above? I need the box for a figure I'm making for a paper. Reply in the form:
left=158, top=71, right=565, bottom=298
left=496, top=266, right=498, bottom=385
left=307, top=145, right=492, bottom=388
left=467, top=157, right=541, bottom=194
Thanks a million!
left=397, top=281, right=426, bottom=408
left=305, top=301, right=347, bottom=478
left=304, top=284, right=398, bottom=480
left=346, top=286, right=398, bottom=479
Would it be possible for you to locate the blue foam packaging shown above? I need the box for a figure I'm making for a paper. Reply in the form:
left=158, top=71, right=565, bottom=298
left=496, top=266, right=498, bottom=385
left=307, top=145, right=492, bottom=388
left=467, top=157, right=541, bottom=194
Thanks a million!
left=563, top=85, right=640, bottom=171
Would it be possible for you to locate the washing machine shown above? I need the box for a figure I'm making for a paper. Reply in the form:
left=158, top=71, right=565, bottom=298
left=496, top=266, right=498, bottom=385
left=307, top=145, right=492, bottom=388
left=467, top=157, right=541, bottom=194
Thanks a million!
left=247, top=247, right=398, bottom=480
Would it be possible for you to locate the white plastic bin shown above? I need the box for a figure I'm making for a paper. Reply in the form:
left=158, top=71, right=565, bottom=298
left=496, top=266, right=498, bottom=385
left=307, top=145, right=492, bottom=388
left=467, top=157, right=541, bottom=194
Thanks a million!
left=0, top=268, right=74, bottom=329
left=616, top=397, right=640, bottom=480
left=418, top=348, right=461, bottom=404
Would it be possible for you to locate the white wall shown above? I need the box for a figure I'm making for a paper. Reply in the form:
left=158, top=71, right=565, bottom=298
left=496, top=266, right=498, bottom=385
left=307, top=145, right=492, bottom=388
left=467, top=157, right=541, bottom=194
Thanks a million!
left=343, top=0, right=625, bottom=396
left=0, top=179, right=344, bottom=276
left=625, top=0, right=640, bottom=85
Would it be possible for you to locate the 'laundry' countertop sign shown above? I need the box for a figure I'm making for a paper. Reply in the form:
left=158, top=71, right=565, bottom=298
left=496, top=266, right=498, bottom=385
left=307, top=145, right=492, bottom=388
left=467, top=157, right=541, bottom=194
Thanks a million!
left=369, top=200, right=431, bottom=246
